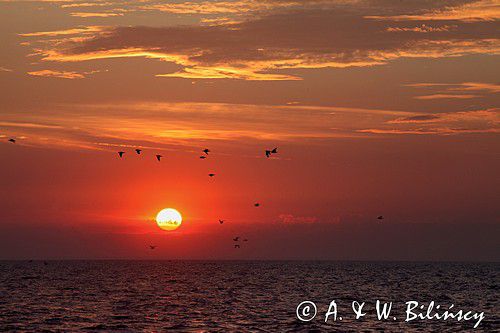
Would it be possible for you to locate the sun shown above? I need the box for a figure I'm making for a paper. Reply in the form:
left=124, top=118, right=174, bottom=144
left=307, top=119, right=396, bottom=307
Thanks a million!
left=155, top=208, right=182, bottom=231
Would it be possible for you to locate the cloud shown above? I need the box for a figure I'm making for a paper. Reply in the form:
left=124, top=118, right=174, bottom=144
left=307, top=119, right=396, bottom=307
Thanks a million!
left=449, top=82, right=500, bottom=93
left=69, top=12, right=123, bottom=17
left=414, top=94, right=480, bottom=99
left=389, top=115, right=441, bottom=123
left=386, top=24, right=457, bottom=33
left=61, top=2, right=113, bottom=8
left=27, top=69, right=85, bottom=79
left=19, top=26, right=104, bottom=37
left=407, top=82, right=500, bottom=99
left=20, top=1, right=499, bottom=80
left=1, top=99, right=497, bottom=153
left=0, top=101, right=416, bottom=151
left=278, top=214, right=318, bottom=224
left=408, top=82, right=500, bottom=93
left=0, top=121, right=63, bottom=129
left=373, top=109, right=500, bottom=134
left=27, top=69, right=101, bottom=79
left=358, top=127, right=500, bottom=135
left=366, top=0, right=500, bottom=21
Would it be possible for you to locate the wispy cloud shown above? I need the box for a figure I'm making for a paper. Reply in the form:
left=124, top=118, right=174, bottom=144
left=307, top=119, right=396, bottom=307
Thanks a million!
left=70, top=12, right=123, bottom=18
left=414, top=94, right=480, bottom=100
left=407, top=82, right=500, bottom=99
left=367, top=109, right=500, bottom=135
left=358, top=128, right=500, bottom=135
left=278, top=214, right=318, bottom=224
left=1, top=100, right=497, bottom=152
left=26, top=69, right=101, bottom=79
left=20, top=1, right=499, bottom=80
left=0, top=121, right=63, bottom=129
left=408, top=82, right=500, bottom=93
left=20, top=26, right=104, bottom=37
left=366, top=0, right=500, bottom=22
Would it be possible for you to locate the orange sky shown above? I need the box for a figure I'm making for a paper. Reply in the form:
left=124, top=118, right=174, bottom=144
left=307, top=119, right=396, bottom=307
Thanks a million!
left=0, top=0, right=498, bottom=260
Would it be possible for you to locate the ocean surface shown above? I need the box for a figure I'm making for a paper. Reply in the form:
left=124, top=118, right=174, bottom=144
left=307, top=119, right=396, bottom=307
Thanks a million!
left=0, top=261, right=498, bottom=332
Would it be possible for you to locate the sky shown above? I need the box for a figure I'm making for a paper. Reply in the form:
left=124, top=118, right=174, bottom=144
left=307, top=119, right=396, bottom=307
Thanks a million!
left=0, top=0, right=498, bottom=260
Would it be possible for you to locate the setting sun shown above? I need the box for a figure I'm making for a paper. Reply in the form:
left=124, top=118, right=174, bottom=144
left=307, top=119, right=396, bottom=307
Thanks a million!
left=155, top=208, right=182, bottom=231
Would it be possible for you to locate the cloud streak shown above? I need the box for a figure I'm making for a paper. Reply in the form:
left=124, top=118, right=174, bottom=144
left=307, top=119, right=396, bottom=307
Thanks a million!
left=27, top=69, right=100, bottom=79
left=20, top=1, right=499, bottom=80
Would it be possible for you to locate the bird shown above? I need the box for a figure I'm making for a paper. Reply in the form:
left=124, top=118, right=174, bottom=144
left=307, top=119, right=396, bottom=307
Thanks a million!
left=149, top=245, right=157, bottom=250
left=219, top=219, right=224, bottom=224
left=199, top=156, right=207, bottom=159
left=203, top=148, right=210, bottom=155
left=254, top=203, right=260, bottom=207
left=156, top=154, right=162, bottom=161
left=234, top=244, right=240, bottom=249
left=135, top=149, right=142, bottom=154
left=243, top=239, right=248, bottom=242
left=271, top=147, right=278, bottom=154
left=377, top=215, right=384, bottom=220
left=118, top=151, right=125, bottom=158
left=265, top=150, right=271, bottom=158
left=233, top=237, right=240, bottom=241
left=208, top=173, right=215, bottom=177
left=8, top=138, right=15, bottom=143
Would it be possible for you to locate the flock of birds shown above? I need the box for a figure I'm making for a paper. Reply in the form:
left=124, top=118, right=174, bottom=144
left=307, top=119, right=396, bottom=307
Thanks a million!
left=6, top=137, right=385, bottom=253
left=110, top=142, right=279, bottom=250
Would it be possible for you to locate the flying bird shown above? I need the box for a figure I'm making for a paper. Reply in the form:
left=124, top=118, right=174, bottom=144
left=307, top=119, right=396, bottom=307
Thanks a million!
left=265, top=150, right=271, bottom=158
left=135, top=149, right=142, bottom=154
left=8, top=138, right=15, bottom=143
left=118, top=151, right=125, bottom=158
left=234, top=244, right=240, bottom=249
left=156, top=154, right=162, bottom=161
left=254, top=203, right=260, bottom=207
left=271, top=147, right=278, bottom=154
left=199, top=156, right=207, bottom=159
left=219, top=219, right=224, bottom=224
left=208, top=173, right=215, bottom=177
left=233, top=237, right=240, bottom=241
left=377, top=215, right=384, bottom=220
left=149, top=245, right=157, bottom=250
left=243, top=239, right=248, bottom=242
left=203, top=148, right=210, bottom=155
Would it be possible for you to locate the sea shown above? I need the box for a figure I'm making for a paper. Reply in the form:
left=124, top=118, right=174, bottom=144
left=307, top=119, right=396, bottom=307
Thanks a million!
left=0, top=261, right=498, bottom=332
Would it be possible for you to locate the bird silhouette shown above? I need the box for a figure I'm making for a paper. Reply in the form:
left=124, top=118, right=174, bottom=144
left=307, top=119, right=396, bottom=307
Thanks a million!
left=233, top=237, right=240, bottom=241
left=156, top=154, right=162, bottom=161
left=199, top=156, right=207, bottom=159
left=234, top=244, right=240, bottom=249
left=135, top=149, right=142, bottom=154
left=254, top=203, right=260, bottom=207
left=118, top=151, right=125, bottom=158
left=377, top=215, right=384, bottom=220
left=243, top=239, right=248, bottom=242
left=208, top=173, right=215, bottom=177
left=149, top=245, right=157, bottom=250
left=203, top=148, right=210, bottom=155
left=8, top=138, right=15, bottom=143
left=271, top=147, right=278, bottom=154
left=219, top=219, right=224, bottom=224
left=265, top=150, right=271, bottom=158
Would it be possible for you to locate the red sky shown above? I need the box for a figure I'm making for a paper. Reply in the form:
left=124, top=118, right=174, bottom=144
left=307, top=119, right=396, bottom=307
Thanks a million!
left=0, top=0, right=498, bottom=260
